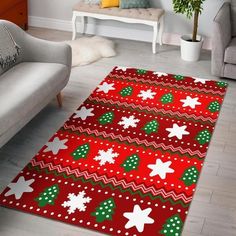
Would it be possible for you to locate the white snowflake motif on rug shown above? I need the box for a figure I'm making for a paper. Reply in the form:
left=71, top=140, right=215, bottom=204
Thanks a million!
left=153, top=71, right=168, bottom=77
left=73, top=106, right=94, bottom=120
left=62, top=191, right=92, bottom=214
left=97, top=82, right=115, bottom=94
left=166, top=123, right=190, bottom=140
left=115, top=66, right=128, bottom=71
left=94, top=148, right=119, bottom=166
left=147, top=159, right=174, bottom=179
left=123, top=204, right=154, bottom=232
left=5, top=176, right=35, bottom=200
left=180, top=96, right=201, bottom=109
left=193, top=77, right=210, bottom=84
left=118, top=115, right=140, bottom=129
left=138, top=89, right=156, bottom=100
left=43, top=137, right=68, bottom=155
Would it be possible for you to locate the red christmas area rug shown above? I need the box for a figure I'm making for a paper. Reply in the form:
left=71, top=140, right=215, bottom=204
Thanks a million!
left=0, top=67, right=228, bottom=236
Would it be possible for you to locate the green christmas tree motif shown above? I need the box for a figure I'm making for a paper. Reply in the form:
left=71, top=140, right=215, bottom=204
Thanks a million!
left=98, top=112, right=114, bottom=125
left=137, top=69, right=147, bottom=74
left=160, top=93, right=174, bottom=104
left=195, top=129, right=212, bottom=145
left=35, top=184, right=59, bottom=207
left=216, top=81, right=227, bottom=87
left=91, top=198, right=116, bottom=222
left=174, top=75, right=184, bottom=80
left=71, top=143, right=90, bottom=160
left=119, top=86, right=133, bottom=97
left=142, top=120, right=159, bottom=134
left=208, top=101, right=221, bottom=112
left=121, top=154, right=140, bottom=172
left=160, top=214, right=183, bottom=236
left=180, top=166, right=199, bottom=186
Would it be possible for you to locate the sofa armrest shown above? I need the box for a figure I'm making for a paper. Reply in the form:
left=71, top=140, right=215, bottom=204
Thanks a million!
left=23, top=34, right=72, bottom=68
left=212, top=2, right=232, bottom=76
left=1, top=20, right=72, bottom=68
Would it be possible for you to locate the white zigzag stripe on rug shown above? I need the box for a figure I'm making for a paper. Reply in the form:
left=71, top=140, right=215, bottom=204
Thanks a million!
left=64, top=124, right=206, bottom=158
left=88, top=96, right=217, bottom=123
left=110, top=74, right=225, bottom=96
left=31, top=159, right=192, bottom=204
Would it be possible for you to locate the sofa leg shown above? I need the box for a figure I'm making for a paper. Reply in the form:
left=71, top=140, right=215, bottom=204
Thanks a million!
left=57, top=92, right=63, bottom=108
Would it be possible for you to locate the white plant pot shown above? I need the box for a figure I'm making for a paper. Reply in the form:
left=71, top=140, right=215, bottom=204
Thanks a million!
left=180, top=35, right=203, bottom=62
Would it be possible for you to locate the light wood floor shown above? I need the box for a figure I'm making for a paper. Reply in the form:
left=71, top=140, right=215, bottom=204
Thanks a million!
left=0, top=27, right=236, bottom=236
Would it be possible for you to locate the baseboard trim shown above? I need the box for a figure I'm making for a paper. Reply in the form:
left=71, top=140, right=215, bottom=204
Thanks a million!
left=29, top=16, right=211, bottom=50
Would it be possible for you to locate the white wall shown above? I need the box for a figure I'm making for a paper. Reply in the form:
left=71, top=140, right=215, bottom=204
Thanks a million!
left=29, top=0, right=79, bottom=20
left=28, top=0, right=230, bottom=49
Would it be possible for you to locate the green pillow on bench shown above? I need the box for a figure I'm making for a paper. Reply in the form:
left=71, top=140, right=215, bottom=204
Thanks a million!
left=120, top=0, right=150, bottom=9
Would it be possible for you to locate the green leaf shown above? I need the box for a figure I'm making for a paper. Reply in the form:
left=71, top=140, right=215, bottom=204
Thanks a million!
left=172, top=0, right=205, bottom=37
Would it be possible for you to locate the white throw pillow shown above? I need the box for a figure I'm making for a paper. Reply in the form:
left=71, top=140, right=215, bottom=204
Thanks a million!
left=84, top=0, right=100, bottom=4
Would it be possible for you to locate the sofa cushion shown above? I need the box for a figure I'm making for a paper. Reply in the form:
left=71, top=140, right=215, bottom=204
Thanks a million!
left=73, top=2, right=164, bottom=21
left=0, top=62, right=69, bottom=137
left=224, top=63, right=236, bottom=80
left=224, top=37, right=236, bottom=64
left=231, top=1, right=236, bottom=36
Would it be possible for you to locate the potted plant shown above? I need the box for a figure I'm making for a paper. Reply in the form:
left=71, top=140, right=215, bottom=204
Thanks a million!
left=173, top=0, right=205, bottom=61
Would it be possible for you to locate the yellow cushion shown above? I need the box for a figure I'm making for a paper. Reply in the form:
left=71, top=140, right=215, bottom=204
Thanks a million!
left=101, top=0, right=119, bottom=8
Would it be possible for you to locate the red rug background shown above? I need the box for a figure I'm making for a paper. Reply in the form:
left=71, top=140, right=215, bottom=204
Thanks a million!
left=0, top=67, right=228, bottom=236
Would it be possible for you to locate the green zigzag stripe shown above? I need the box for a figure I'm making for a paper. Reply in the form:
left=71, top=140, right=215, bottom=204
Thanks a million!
left=61, top=127, right=204, bottom=161
left=28, top=164, right=190, bottom=208
left=87, top=98, right=214, bottom=126
left=109, top=75, right=225, bottom=97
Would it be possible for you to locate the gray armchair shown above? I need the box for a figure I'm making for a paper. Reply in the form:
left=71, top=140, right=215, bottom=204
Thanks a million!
left=212, top=2, right=236, bottom=79
left=0, top=20, right=72, bottom=147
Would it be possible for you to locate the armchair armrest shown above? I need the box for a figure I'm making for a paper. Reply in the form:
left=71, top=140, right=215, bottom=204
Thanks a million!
left=212, top=2, right=232, bottom=76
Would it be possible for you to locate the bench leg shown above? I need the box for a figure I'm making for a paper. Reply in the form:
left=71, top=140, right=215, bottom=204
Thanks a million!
left=81, top=16, right=85, bottom=34
left=159, top=16, right=164, bottom=46
left=72, top=13, right=77, bottom=40
left=152, top=22, right=158, bottom=54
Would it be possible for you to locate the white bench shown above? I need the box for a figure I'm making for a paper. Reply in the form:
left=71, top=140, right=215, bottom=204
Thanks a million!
left=72, top=3, right=165, bottom=54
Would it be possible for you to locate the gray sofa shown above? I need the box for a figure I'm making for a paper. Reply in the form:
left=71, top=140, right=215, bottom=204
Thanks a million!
left=0, top=20, right=72, bottom=147
left=212, top=2, right=236, bottom=79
